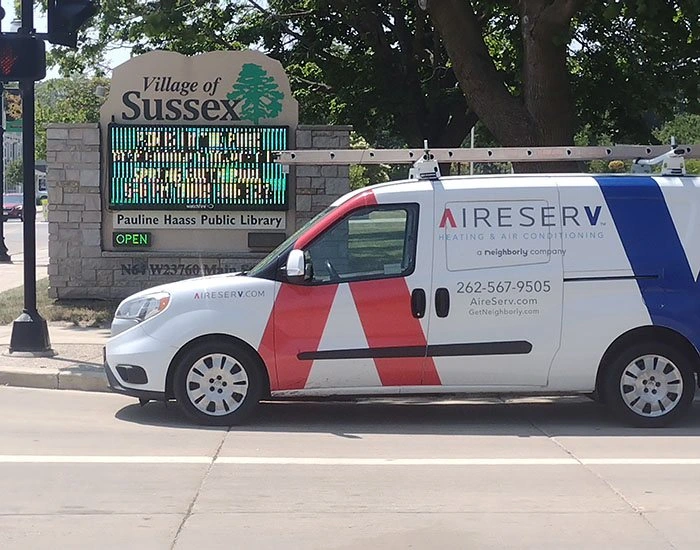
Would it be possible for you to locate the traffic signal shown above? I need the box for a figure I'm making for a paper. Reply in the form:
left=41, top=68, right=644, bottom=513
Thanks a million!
left=0, top=35, right=46, bottom=81
left=47, top=0, right=99, bottom=48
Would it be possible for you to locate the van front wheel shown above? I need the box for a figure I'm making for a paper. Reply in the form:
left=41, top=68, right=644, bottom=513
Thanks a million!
left=602, top=342, right=696, bottom=427
left=173, top=340, right=264, bottom=426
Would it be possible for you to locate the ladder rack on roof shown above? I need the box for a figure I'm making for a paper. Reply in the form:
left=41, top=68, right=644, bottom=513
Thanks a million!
left=273, top=142, right=700, bottom=178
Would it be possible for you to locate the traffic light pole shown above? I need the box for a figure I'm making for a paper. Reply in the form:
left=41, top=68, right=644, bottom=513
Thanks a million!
left=9, top=0, right=51, bottom=353
left=0, top=9, right=11, bottom=263
left=0, top=85, right=12, bottom=265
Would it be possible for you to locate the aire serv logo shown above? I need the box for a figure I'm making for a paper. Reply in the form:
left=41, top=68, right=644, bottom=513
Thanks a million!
left=439, top=204, right=604, bottom=229
left=121, top=63, right=284, bottom=124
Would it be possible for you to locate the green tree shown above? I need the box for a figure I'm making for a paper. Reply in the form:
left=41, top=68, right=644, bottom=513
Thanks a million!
left=654, top=114, right=700, bottom=146
left=43, top=0, right=475, bottom=154
left=348, top=133, right=395, bottom=189
left=45, top=1, right=699, bottom=172
left=228, top=63, right=284, bottom=124
left=654, top=114, right=700, bottom=174
left=34, top=76, right=109, bottom=160
left=5, top=158, right=24, bottom=188
left=423, top=0, right=699, bottom=170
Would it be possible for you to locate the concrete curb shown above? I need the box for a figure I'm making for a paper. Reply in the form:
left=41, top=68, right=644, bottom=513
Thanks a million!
left=0, top=325, right=112, bottom=393
left=0, top=365, right=110, bottom=393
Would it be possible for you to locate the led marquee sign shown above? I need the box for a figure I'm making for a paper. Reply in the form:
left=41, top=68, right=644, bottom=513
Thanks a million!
left=108, top=124, right=289, bottom=211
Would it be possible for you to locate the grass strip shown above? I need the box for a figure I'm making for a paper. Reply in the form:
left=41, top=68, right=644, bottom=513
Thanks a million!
left=0, top=278, right=118, bottom=327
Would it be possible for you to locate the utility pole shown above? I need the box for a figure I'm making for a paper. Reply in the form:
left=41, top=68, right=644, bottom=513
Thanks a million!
left=0, top=5, right=11, bottom=264
left=9, top=0, right=51, bottom=353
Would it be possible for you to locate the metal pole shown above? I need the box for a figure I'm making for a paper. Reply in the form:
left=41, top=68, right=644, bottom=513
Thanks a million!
left=0, top=3, right=11, bottom=263
left=20, top=73, right=36, bottom=311
left=469, top=126, right=474, bottom=176
left=9, top=0, right=51, bottom=353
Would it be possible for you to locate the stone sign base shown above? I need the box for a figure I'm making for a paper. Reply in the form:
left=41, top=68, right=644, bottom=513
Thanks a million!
left=47, top=123, right=350, bottom=300
left=50, top=252, right=264, bottom=300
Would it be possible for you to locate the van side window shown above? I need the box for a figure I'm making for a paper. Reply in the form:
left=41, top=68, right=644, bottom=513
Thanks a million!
left=304, top=205, right=418, bottom=284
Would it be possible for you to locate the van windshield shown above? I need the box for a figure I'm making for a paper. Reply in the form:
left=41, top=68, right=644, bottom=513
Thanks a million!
left=246, top=205, right=336, bottom=277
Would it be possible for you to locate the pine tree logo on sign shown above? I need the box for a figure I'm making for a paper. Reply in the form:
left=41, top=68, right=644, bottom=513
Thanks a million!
left=228, top=63, right=284, bottom=124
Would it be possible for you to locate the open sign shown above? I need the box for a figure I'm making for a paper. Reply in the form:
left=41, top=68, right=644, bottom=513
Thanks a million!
left=112, top=231, right=152, bottom=248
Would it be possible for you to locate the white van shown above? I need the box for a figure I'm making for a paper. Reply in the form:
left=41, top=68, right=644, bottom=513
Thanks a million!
left=104, top=162, right=700, bottom=427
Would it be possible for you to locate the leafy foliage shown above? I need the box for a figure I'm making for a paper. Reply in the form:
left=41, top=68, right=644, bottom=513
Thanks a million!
left=5, top=158, right=24, bottom=188
left=35, top=76, right=109, bottom=160
left=45, top=0, right=473, bottom=152
left=654, top=114, right=700, bottom=145
left=654, top=114, right=700, bottom=173
left=348, top=133, right=393, bottom=190
left=43, top=1, right=699, bottom=168
left=572, top=1, right=700, bottom=145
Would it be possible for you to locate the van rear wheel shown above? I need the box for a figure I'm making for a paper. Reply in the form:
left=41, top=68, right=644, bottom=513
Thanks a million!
left=173, top=340, right=264, bottom=426
left=602, top=341, right=696, bottom=427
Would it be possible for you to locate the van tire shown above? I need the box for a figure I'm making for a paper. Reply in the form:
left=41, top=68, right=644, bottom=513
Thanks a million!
left=173, top=340, right=264, bottom=426
left=601, top=341, right=696, bottom=427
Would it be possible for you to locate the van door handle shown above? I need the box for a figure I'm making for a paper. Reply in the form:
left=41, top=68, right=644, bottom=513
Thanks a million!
left=435, top=288, right=450, bottom=318
left=411, top=288, right=426, bottom=318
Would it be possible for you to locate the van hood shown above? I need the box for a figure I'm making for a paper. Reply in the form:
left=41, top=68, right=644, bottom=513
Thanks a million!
left=117, top=271, right=246, bottom=303
left=111, top=272, right=275, bottom=339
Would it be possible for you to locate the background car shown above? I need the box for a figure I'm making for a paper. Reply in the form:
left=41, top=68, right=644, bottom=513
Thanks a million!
left=2, top=193, right=24, bottom=221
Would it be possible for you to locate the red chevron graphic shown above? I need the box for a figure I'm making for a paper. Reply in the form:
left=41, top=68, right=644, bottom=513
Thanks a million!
left=260, top=188, right=440, bottom=390
left=350, top=278, right=440, bottom=386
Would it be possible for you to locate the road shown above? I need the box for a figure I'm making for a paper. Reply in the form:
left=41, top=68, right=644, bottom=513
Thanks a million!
left=0, top=218, right=49, bottom=292
left=1, top=388, right=700, bottom=549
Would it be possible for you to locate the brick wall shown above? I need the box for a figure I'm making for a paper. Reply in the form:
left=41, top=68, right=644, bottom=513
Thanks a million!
left=294, top=125, right=351, bottom=228
left=46, top=125, right=102, bottom=299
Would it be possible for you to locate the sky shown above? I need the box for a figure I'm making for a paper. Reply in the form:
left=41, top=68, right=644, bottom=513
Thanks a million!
left=2, top=1, right=131, bottom=79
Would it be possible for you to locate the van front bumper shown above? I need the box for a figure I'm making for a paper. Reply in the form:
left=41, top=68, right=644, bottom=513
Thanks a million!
left=104, top=352, right=166, bottom=401
left=103, top=324, right=179, bottom=398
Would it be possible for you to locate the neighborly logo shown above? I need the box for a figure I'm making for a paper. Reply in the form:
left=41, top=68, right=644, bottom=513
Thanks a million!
left=227, top=63, right=284, bottom=124
left=439, top=205, right=603, bottom=229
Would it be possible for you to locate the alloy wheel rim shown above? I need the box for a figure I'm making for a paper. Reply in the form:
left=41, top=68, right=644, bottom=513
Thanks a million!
left=186, top=353, right=249, bottom=416
left=619, top=354, right=683, bottom=418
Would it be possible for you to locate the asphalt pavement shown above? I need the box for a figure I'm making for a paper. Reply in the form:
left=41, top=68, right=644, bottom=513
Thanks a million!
left=2, top=386, right=700, bottom=549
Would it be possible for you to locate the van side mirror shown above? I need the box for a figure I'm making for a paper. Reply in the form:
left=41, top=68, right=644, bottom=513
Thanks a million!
left=285, top=249, right=306, bottom=280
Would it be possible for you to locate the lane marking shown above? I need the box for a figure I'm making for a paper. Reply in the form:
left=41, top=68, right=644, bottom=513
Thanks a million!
left=3, top=456, right=700, bottom=465
left=582, top=458, right=700, bottom=465
left=216, top=457, right=700, bottom=466
left=216, top=457, right=578, bottom=465
left=0, top=456, right=212, bottom=464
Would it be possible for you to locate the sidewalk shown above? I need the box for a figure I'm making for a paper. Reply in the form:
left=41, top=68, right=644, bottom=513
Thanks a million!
left=0, top=262, right=49, bottom=293
left=0, top=323, right=111, bottom=392
left=0, top=216, right=49, bottom=293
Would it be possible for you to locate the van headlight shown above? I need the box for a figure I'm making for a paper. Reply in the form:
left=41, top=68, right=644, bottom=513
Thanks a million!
left=115, top=292, right=170, bottom=322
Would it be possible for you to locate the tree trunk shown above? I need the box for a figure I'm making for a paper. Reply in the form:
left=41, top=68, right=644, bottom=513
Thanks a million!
left=521, top=0, right=576, bottom=146
left=425, top=0, right=537, bottom=146
left=519, top=0, right=581, bottom=172
left=425, top=0, right=582, bottom=173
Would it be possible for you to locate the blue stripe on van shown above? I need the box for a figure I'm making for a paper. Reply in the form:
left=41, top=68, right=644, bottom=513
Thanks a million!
left=596, top=176, right=700, bottom=351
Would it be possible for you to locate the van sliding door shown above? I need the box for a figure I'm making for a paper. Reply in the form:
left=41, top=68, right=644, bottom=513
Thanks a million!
left=426, top=178, right=564, bottom=387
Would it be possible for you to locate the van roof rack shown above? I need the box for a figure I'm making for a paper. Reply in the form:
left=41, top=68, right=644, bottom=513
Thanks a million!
left=274, top=141, right=699, bottom=179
